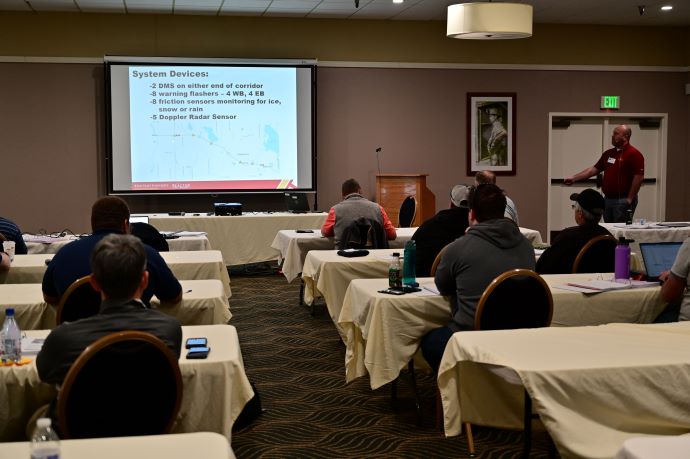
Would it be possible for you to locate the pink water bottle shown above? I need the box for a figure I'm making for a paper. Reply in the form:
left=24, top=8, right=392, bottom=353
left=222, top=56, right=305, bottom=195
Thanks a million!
left=614, top=237, right=632, bottom=280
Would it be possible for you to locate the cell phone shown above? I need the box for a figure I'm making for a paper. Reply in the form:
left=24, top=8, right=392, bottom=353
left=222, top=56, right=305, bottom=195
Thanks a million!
left=185, top=337, right=208, bottom=349
left=295, top=229, right=314, bottom=233
left=186, top=346, right=211, bottom=359
left=378, top=288, right=406, bottom=295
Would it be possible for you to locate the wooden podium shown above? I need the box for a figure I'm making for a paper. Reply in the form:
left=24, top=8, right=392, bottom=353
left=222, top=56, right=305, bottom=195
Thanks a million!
left=376, top=174, right=436, bottom=227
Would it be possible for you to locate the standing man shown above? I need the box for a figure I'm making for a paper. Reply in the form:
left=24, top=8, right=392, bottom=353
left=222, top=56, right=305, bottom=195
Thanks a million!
left=321, top=178, right=396, bottom=249
left=420, top=184, right=535, bottom=372
left=564, top=124, right=644, bottom=223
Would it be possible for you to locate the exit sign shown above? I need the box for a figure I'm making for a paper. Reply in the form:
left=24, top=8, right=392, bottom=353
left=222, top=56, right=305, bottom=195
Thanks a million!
left=601, top=96, right=620, bottom=110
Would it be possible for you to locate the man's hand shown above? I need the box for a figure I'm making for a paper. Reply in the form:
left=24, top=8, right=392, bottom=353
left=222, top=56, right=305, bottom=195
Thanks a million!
left=658, top=270, right=670, bottom=284
left=564, top=177, right=574, bottom=186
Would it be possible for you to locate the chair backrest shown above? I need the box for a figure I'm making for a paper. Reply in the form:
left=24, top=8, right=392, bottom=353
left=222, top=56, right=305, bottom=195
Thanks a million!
left=130, top=222, right=169, bottom=252
left=572, top=235, right=617, bottom=274
left=56, top=275, right=102, bottom=325
left=474, top=269, right=553, bottom=331
left=429, top=243, right=451, bottom=277
left=57, top=330, right=182, bottom=439
left=398, top=196, right=417, bottom=228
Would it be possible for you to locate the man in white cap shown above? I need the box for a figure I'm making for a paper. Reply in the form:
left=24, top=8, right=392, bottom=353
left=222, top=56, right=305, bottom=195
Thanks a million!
left=410, top=184, right=470, bottom=277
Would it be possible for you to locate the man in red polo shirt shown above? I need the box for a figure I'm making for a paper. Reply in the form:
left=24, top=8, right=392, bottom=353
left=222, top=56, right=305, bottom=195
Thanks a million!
left=564, top=124, right=644, bottom=223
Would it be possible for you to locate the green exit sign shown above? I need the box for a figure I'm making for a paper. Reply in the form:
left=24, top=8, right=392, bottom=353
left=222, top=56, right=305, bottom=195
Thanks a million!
left=601, top=96, right=620, bottom=110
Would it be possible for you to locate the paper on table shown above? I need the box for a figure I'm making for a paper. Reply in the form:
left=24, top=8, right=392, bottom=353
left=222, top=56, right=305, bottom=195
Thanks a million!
left=173, top=231, right=208, bottom=237
left=21, top=337, right=45, bottom=355
left=416, top=282, right=440, bottom=296
left=375, top=251, right=404, bottom=262
left=554, top=280, right=633, bottom=294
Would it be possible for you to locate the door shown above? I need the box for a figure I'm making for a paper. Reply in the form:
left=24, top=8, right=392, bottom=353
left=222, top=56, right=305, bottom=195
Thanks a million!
left=548, top=114, right=666, bottom=242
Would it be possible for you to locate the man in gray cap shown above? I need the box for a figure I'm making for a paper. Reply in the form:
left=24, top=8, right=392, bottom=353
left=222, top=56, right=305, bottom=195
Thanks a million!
left=536, top=188, right=613, bottom=274
left=410, top=184, right=470, bottom=277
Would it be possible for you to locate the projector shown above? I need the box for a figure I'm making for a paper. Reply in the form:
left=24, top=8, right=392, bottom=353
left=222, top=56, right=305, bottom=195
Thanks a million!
left=214, top=202, right=242, bottom=216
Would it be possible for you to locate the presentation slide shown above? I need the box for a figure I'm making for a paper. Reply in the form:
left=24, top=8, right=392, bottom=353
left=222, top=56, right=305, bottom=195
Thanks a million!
left=107, top=59, right=315, bottom=194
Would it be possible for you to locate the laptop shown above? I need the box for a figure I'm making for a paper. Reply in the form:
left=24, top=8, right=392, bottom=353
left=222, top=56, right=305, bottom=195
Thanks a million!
left=129, top=215, right=149, bottom=224
left=639, top=242, right=682, bottom=280
left=284, top=193, right=310, bottom=213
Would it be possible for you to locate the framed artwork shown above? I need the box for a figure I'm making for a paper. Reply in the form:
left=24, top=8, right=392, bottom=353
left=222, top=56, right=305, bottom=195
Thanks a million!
left=466, top=92, right=516, bottom=175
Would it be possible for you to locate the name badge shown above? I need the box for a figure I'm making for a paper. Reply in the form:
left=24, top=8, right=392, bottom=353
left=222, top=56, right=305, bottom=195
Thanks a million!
left=607, top=157, right=616, bottom=164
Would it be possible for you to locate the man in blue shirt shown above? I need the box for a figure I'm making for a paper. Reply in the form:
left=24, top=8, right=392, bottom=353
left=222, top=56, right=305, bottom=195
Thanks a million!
left=0, top=215, right=28, bottom=255
left=42, top=196, right=182, bottom=306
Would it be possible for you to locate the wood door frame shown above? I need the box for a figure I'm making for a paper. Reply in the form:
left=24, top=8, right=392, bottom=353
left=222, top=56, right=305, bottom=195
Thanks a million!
left=547, top=112, right=668, bottom=242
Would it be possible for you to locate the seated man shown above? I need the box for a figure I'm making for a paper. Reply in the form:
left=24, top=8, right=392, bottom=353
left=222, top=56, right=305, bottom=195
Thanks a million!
left=321, top=178, right=396, bottom=249
left=0, top=215, right=28, bottom=254
left=421, top=184, right=535, bottom=372
left=536, top=189, right=613, bottom=274
left=42, top=196, right=182, bottom=306
left=659, top=238, right=690, bottom=322
left=475, top=170, right=519, bottom=224
left=411, top=184, right=470, bottom=277
left=36, top=234, right=182, bottom=430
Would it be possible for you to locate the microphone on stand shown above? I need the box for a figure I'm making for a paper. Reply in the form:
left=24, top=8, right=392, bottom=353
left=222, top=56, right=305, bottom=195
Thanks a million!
left=375, top=147, right=382, bottom=176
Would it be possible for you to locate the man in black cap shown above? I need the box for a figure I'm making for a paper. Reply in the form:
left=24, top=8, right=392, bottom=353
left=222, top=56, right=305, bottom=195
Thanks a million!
left=536, top=189, right=613, bottom=274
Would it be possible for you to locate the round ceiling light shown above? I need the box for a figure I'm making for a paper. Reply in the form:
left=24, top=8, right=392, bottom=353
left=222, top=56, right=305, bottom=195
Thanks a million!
left=447, top=2, right=533, bottom=40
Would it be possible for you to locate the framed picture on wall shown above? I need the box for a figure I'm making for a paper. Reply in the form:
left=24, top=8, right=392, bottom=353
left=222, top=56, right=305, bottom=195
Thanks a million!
left=467, top=93, right=516, bottom=175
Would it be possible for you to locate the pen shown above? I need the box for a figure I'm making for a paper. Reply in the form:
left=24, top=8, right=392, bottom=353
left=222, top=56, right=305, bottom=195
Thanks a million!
left=185, top=289, right=192, bottom=293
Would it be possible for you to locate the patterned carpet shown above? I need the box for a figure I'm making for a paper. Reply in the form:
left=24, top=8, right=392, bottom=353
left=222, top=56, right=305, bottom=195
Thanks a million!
left=229, top=271, right=556, bottom=458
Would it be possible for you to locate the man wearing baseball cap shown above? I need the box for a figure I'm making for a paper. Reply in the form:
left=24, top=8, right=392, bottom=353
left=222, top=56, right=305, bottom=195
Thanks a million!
left=410, top=184, right=470, bottom=277
left=536, top=188, right=613, bottom=274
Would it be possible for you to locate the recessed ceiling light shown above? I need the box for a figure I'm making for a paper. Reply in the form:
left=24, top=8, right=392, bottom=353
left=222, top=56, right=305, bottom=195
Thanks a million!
left=393, top=0, right=404, bottom=4
left=661, top=5, right=673, bottom=11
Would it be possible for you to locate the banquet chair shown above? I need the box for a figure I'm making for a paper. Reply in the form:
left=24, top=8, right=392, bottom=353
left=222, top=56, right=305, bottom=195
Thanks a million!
left=398, top=196, right=417, bottom=228
left=429, top=243, right=451, bottom=276
left=55, top=275, right=102, bottom=325
left=465, top=268, right=553, bottom=458
left=572, top=234, right=617, bottom=273
left=57, top=330, right=182, bottom=439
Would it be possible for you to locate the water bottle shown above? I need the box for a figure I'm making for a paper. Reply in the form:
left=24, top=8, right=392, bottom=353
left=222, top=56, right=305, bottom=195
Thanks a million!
left=614, top=237, right=632, bottom=280
left=388, top=252, right=402, bottom=289
left=402, top=240, right=417, bottom=286
left=625, top=209, right=633, bottom=225
left=1, top=308, right=21, bottom=363
left=30, top=418, right=60, bottom=459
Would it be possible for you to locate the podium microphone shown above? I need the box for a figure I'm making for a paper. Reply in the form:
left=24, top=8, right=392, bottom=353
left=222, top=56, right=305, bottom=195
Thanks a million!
left=375, top=147, right=382, bottom=176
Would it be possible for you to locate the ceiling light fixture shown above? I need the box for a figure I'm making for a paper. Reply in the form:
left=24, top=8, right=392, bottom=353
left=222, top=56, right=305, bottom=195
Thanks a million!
left=447, top=2, right=533, bottom=40
left=660, top=5, right=673, bottom=11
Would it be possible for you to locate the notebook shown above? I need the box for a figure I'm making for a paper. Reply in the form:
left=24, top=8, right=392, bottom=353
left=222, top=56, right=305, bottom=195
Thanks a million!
left=639, top=242, right=682, bottom=280
left=284, top=192, right=310, bottom=213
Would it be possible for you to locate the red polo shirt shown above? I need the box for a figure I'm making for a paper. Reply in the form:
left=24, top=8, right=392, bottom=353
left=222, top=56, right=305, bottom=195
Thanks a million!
left=593, top=143, right=644, bottom=198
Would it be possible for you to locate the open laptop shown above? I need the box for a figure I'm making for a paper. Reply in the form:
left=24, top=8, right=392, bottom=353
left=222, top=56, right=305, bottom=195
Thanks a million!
left=284, top=192, right=310, bottom=213
left=639, top=242, right=682, bottom=280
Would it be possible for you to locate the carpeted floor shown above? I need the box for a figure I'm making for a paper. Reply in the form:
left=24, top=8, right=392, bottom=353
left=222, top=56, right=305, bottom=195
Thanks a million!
left=229, top=271, right=556, bottom=458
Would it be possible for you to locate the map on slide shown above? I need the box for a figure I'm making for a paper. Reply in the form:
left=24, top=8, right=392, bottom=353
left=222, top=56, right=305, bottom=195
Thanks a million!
left=128, top=66, right=298, bottom=184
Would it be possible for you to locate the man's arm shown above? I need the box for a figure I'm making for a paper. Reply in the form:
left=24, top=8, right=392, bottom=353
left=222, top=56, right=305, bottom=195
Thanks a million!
left=434, top=247, right=457, bottom=296
left=379, top=206, right=397, bottom=240
left=564, top=166, right=599, bottom=185
left=41, top=260, right=60, bottom=305
left=659, top=270, right=686, bottom=303
left=627, top=174, right=644, bottom=204
left=147, top=249, right=183, bottom=305
left=320, top=208, right=336, bottom=237
left=0, top=252, right=9, bottom=271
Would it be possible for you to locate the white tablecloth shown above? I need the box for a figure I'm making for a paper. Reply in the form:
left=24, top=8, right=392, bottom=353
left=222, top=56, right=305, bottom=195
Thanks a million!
left=519, top=226, right=543, bottom=245
left=0, top=279, right=231, bottom=330
left=0, top=324, right=253, bottom=442
left=615, top=434, right=690, bottom=459
left=0, top=432, right=235, bottom=459
left=602, top=222, right=690, bottom=258
left=438, top=322, right=690, bottom=459
left=0, top=251, right=231, bottom=298
left=25, top=235, right=212, bottom=254
left=338, top=273, right=664, bottom=390
left=149, top=212, right=328, bottom=266
left=271, top=227, right=417, bottom=283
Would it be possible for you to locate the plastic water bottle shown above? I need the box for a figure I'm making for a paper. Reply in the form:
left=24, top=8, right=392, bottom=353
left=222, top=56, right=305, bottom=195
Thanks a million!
left=388, top=252, right=402, bottom=289
left=30, top=418, right=60, bottom=459
left=402, top=240, right=417, bottom=286
left=614, top=237, right=632, bottom=280
left=1, top=308, right=21, bottom=363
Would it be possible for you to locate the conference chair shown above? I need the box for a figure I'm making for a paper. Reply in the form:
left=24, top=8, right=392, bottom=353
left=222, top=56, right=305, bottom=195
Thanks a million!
left=429, top=243, right=451, bottom=276
left=572, top=235, right=617, bottom=273
left=340, top=217, right=389, bottom=250
left=465, top=269, right=553, bottom=458
left=130, top=222, right=169, bottom=252
left=57, top=330, right=182, bottom=439
left=398, top=196, right=417, bottom=228
left=55, top=275, right=102, bottom=325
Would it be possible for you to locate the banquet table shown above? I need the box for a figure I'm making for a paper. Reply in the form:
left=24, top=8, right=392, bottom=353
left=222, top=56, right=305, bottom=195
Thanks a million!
left=0, top=324, right=253, bottom=442
left=339, top=274, right=664, bottom=390
left=25, top=234, right=212, bottom=254
left=0, top=279, right=231, bottom=330
left=0, top=250, right=231, bottom=298
left=148, top=212, right=328, bottom=266
left=0, top=432, right=236, bottom=459
left=602, top=222, right=690, bottom=258
left=614, top=434, right=690, bottom=459
left=437, top=322, right=690, bottom=459
left=271, top=227, right=417, bottom=283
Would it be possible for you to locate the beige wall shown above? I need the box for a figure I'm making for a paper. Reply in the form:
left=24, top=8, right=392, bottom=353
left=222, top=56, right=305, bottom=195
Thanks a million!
left=0, top=12, right=689, bottom=236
